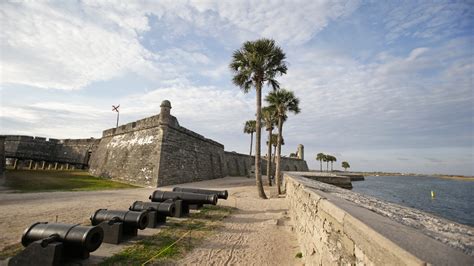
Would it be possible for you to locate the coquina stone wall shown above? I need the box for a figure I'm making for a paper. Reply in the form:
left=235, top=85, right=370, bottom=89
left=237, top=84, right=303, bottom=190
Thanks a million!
left=89, top=100, right=227, bottom=187
left=0, top=136, right=5, bottom=174
left=285, top=172, right=474, bottom=265
left=2, top=135, right=99, bottom=169
left=224, top=151, right=308, bottom=176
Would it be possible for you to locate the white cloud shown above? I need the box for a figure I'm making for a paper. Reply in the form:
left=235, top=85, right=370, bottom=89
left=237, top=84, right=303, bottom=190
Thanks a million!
left=383, top=1, right=473, bottom=42
left=0, top=1, right=157, bottom=90
left=1, top=1, right=361, bottom=90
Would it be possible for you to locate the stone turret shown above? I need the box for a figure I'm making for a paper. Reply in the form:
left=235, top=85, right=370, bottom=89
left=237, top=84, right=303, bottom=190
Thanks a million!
left=159, top=100, right=172, bottom=125
left=297, top=144, right=304, bottom=160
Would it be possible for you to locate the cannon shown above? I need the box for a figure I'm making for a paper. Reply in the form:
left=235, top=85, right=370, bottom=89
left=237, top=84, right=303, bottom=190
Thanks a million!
left=149, top=190, right=218, bottom=205
left=9, top=222, right=104, bottom=265
left=129, top=201, right=175, bottom=227
left=172, top=187, right=229, bottom=200
left=90, top=209, right=148, bottom=244
left=149, top=190, right=218, bottom=214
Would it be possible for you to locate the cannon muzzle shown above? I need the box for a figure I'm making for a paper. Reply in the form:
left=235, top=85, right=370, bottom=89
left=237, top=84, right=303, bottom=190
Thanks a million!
left=129, top=201, right=176, bottom=216
left=90, top=209, right=148, bottom=230
left=21, top=222, right=104, bottom=252
left=149, top=190, right=218, bottom=205
left=172, top=187, right=228, bottom=199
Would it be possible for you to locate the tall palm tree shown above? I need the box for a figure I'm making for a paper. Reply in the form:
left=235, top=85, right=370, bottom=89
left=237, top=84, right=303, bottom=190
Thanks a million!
left=230, top=38, right=287, bottom=199
left=270, top=133, right=284, bottom=176
left=266, top=89, right=300, bottom=194
left=330, top=155, right=337, bottom=171
left=243, top=120, right=256, bottom=177
left=342, top=161, right=350, bottom=172
left=323, top=155, right=329, bottom=172
left=316, top=153, right=325, bottom=172
left=262, top=106, right=277, bottom=186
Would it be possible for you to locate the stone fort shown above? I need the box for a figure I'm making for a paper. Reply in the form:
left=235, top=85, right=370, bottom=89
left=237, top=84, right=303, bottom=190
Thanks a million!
left=1, top=100, right=308, bottom=186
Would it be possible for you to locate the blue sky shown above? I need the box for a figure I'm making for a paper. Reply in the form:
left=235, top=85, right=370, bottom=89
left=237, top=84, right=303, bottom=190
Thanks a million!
left=1, top=0, right=473, bottom=175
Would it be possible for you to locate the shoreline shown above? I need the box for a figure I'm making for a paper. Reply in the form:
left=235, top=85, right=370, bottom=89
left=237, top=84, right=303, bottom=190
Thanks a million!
left=356, top=172, right=474, bottom=181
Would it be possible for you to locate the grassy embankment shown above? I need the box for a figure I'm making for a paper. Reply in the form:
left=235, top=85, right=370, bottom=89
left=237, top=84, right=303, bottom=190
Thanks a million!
left=1, top=170, right=138, bottom=192
left=102, top=205, right=235, bottom=265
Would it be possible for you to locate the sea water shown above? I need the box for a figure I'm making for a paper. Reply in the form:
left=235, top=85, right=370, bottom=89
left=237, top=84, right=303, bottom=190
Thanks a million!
left=352, top=175, right=474, bottom=227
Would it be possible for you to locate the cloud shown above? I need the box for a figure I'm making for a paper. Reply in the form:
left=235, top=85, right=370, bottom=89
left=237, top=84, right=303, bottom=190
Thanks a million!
left=0, top=1, right=158, bottom=90
left=1, top=1, right=361, bottom=90
left=383, top=1, right=474, bottom=42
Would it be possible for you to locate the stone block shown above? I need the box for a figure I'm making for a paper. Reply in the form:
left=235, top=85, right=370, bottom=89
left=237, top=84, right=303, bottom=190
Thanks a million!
left=343, top=214, right=423, bottom=265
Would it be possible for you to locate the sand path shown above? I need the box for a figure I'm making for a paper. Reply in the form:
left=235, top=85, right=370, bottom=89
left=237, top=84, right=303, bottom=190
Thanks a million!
left=0, top=176, right=302, bottom=265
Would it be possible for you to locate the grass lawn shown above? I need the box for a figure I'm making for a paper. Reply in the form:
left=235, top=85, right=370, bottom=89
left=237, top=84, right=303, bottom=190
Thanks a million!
left=2, top=170, right=138, bottom=192
left=101, top=205, right=235, bottom=266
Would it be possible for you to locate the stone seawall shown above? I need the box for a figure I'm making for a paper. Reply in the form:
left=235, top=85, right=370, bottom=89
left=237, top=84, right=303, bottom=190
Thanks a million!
left=285, top=172, right=474, bottom=265
left=224, top=151, right=308, bottom=176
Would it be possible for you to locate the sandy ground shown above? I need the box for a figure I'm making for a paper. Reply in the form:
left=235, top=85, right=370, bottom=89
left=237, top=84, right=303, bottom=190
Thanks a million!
left=0, top=176, right=302, bottom=265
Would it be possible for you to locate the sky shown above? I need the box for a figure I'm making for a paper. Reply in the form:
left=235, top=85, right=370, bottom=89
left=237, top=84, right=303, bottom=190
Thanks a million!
left=0, top=0, right=473, bottom=176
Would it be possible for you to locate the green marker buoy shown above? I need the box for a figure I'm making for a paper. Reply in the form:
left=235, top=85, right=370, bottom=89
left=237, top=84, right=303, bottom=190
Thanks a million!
left=431, top=190, right=435, bottom=198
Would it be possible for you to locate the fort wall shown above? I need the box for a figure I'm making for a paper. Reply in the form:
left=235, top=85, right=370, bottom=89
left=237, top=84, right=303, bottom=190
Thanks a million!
left=0, top=136, right=5, bottom=174
left=2, top=135, right=99, bottom=169
left=224, top=151, right=309, bottom=176
left=88, top=100, right=228, bottom=187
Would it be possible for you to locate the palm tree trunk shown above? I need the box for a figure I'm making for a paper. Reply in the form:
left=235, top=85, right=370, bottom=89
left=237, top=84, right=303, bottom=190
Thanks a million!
left=319, top=160, right=322, bottom=172
left=275, top=116, right=284, bottom=194
left=255, top=83, right=267, bottom=199
left=273, top=145, right=276, bottom=165
left=331, top=161, right=333, bottom=171
left=266, top=128, right=273, bottom=186
left=326, top=161, right=329, bottom=172
left=248, top=132, right=253, bottom=177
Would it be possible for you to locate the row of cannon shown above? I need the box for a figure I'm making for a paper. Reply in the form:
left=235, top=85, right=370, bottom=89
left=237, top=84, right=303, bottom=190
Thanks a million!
left=8, top=187, right=229, bottom=266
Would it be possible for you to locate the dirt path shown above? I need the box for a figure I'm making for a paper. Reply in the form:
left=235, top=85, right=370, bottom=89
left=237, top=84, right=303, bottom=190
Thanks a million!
left=177, top=179, right=302, bottom=266
left=0, top=176, right=302, bottom=265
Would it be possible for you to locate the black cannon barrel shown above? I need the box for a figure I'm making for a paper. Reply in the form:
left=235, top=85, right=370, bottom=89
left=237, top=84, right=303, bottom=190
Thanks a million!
left=172, top=187, right=228, bottom=199
left=149, top=190, right=218, bottom=205
left=129, top=201, right=175, bottom=216
left=21, top=222, right=104, bottom=252
left=90, top=209, right=148, bottom=230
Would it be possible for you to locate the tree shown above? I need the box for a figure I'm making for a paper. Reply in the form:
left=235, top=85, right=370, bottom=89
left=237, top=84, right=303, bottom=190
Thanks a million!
left=329, top=155, right=337, bottom=171
left=342, top=161, right=350, bottom=172
left=323, top=155, right=329, bottom=172
left=230, top=38, right=287, bottom=199
left=316, top=153, right=325, bottom=172
left=270, top=133, right=284, bottom=166
left=266, top=89, right=300, bottom=194
left=262, top=106, right=278, bottom=186
left=243, top=120, right=256, bottom=177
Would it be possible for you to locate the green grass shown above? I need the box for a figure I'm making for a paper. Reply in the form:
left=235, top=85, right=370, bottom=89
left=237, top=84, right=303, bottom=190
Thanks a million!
left=2, top=170, right=138, bottom=192
left=100, top=205, right=235, bottom=266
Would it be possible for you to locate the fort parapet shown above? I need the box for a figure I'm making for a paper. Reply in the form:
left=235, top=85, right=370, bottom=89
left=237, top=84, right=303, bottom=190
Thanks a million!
left=2, top=135, right=99, bottom=170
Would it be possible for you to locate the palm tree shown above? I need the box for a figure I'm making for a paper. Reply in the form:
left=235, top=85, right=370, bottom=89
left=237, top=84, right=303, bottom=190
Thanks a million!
left=323, top=155, right=329, bottom=172
left=266, top=89, right=300, bottom=194
left=262, top=106, right=277, bottom=186
left=243, top=120, right=256, bottom=177
left=230, top=38, right=287, bottom=199
left=342, top=161, right=350, bottom=172
left=270, top=133, right=284, bottom=174
left=316, top=153, right=325, bottom=172
left=329, top=155, right=337, bottom=171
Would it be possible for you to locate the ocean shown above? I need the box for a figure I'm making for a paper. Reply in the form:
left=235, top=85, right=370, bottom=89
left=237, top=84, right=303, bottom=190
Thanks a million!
left=352, top=175, right=474, bottom=227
